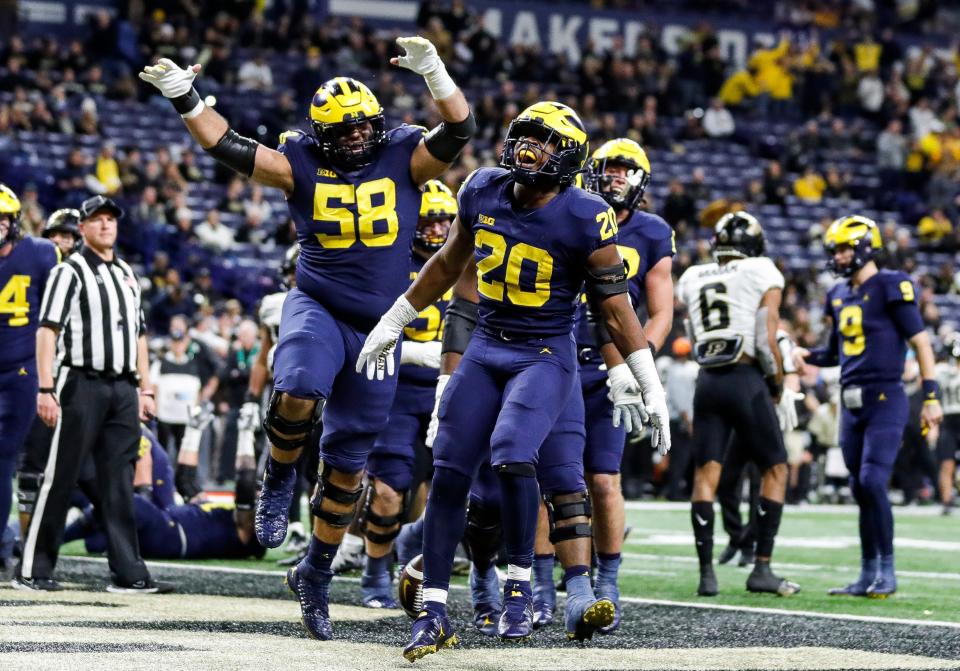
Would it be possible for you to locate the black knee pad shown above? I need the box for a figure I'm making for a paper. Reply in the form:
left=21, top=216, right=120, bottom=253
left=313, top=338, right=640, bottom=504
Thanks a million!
left=309, top=462, right=363, bottom=527
left=235, top=468, right=258, bottom=511
left=494, top=462, right=537, bottom=478
left=17, top=471, right=43, bottom=515
left=175, top=464, right=203, bottom=501
left=363, top=480, right=405, bottom=544
left=263, top=391, right=323, bottom=451
left=464, top=498, right=502, bottom=565
left=544, top=490, right=592, bottom=544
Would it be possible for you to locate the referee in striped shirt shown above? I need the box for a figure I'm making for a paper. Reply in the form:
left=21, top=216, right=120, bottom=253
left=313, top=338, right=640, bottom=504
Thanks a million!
left=15, top=195, right=173, bottom=594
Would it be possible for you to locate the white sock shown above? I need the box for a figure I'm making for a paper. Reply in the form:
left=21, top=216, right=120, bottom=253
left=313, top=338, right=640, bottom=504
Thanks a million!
left=506, top=564, right=531, bottom=582
left=341, top=532, right=363, bottom=552
left=422, top=587, right=448, bottom=606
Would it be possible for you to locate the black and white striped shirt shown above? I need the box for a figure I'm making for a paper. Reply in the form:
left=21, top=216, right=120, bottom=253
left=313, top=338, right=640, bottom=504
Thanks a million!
left=38, top=247, right=146, bottom=375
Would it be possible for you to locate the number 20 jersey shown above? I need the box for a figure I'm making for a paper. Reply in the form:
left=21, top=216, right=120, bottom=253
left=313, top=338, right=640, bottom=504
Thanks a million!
left=457, top=167, right=618, bottom=336
left=278, top=125, right=425, bottom=330
left=677, top=256, right=784, bottom=358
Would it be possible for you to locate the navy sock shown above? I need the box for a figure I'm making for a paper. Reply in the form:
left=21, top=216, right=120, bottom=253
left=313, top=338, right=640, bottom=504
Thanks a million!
left=496, top=466, right=540, bottom=569
left=363, top=551, right=392, bottom=580
left=861, top=463, right=895, bottom=556
left=851, top=480, right=878, bottom=559
left=859, top=556, right=879, bottom=584
left=0, top=454, right=15, bottom=541
left=755, top=497, right=783, bottom=558
left=533, top=554, right=554, bottom=591
left=265, top=456, right=295, bottom=487
left=306, top=536, right=339, bottom=573
left=596, top=552, right=620, bottom=586
left=422, top=466, right=472, bottom=591
left=691, top=501, right=715, bottom=568
left=879, top=553, right=895, bottom=578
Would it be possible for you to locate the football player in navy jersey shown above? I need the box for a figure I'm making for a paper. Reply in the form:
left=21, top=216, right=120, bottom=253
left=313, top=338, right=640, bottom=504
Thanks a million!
left=360, top=180, right=454, bottom=609
left=0, top=184, right=59, bottom=570
left=141, top=37, right=473, bottom=640
left=556, top=138, right=674, bottom=632
left=358, top=102, right=670, bottom=661
left=795, top=215, right=943, bottom=598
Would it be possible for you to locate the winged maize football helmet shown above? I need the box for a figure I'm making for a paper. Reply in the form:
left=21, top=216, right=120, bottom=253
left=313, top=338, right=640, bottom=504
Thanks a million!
left=500, top=101, right=588, bottom=189
left=824, top=215, right=882, bottom=277
left=310, top=77, right=387, bottom=170
left=588, top=138, right=651, bottom=212
left=712, top=211, right=765, bottom=260
left=0, top=183, right=22, bottom=247
left=416, top=180, right=455, bottom=254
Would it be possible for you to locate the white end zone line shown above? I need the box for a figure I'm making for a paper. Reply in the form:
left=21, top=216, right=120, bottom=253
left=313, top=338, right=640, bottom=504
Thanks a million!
left=62, top=556, right=960, bottom=631
left=625, top=501, right=948, bottom=516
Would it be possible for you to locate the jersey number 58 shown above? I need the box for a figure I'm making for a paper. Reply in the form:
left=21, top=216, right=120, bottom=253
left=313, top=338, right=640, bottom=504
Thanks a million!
left=312, top=178, right=399, bottom=249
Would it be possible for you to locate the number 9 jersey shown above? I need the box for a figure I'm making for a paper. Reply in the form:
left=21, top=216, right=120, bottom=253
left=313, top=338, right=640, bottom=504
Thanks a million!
left=278, top=125, right=425, bottom=330
left=677, top=256, right=784, bottom=365
left=457, top=167, right=618, bottom=336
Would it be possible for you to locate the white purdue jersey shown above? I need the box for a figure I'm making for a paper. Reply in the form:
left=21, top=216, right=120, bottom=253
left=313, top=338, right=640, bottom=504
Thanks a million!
left=677, top=256, right=784, bottom=362
left=259, top=291, right=286, bottom=371
left=935, top=362, right=960, bottom=415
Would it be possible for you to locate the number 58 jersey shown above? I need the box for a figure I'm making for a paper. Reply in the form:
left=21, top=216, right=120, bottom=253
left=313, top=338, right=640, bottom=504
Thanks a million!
left=457, top=167, right=618, bottom=336
left=677, top=256, right=784, bottom=362
left=278, top=125, right=425, bottom=331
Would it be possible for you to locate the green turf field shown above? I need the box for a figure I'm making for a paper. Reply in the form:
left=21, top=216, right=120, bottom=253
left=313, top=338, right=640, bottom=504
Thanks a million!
left=58, top=501, right=960, bottom=624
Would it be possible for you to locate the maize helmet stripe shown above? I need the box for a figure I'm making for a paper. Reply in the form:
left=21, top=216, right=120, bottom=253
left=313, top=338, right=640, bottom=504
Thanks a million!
left=420, top=180, right=457, bottom=218
left=591, top=138, right=651, bottom=174
left=521, top=102, right=587, bottom=146
left=824, top=215, right=882, bottom=250
left=310, top=77, right=383, bottom=125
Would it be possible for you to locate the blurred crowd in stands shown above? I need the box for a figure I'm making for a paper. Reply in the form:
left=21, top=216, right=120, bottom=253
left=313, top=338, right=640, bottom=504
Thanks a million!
left=1, top=0, right=959, bottom=504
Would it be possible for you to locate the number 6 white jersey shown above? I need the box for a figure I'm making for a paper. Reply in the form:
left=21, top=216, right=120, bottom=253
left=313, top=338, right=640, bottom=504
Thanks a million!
left=677, top=256, right=784, bottom=362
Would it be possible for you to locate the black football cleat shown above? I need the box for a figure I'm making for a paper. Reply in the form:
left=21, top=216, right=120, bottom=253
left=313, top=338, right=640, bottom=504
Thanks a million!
left=697, top=566, right=718, bottom=597
left=286, top=561, right=334, bottom=640
left=255, top=467, right=297, bottom=549
left=106, top=578, right=175, bottom=594
left=11, top=575, right=63, bottom=591
left=746, top=562, right=800, bottom=596
left=717, top=543, right=738, bottom=566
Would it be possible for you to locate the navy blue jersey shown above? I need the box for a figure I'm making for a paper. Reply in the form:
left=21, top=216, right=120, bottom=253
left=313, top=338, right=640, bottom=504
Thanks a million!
left=138, top=425, right=176, bottom=510
left=575, top=209, right=675, bottom=347
left=822, top=269, right=924, bottom=386
left=0, top=236, right=58, bottom=368
left=170, top=501, right=265, bottom=559
left=400, top=254, right=450, bottom=387
left=278, top=125, right=425, bottom=330
left=457, top=168, right=618, bottom=336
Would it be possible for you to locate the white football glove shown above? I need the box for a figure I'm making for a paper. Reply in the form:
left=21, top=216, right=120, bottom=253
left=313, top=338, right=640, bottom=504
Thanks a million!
left=625, top=349, right=671, bottom=455
left=392, top=36, right=456, bottom=100
left=238, top=401, right=260, bottom=433
left=777, top=386, right=805, bottom=433
left=400, top=340, right=442, bottom=369
left=356, top=295, right=420, bottom=380
left=138, top=58, right=200, bottom=98
left=425, top=374, right=450, bottom=449
left=187, top=401, right=215, bottom=431
left=606, top=363, right=649, bottom=435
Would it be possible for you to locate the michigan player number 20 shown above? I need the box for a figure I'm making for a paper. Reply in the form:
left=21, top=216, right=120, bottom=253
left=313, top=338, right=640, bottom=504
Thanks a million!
left=475, top=230, right=554, bottom=308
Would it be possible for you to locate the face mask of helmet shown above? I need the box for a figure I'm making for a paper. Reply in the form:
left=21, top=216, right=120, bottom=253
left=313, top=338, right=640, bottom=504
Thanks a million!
left=500, top=119, right=586, bottom=190
left=588, top=158, right=649, bottom=212
left=414, top=216, right=451, bottom=254
left=313, top=116, right=387, bottom=170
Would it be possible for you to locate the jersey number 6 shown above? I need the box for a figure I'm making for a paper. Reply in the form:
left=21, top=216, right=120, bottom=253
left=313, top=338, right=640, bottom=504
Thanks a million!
left=312, top=178, right=399, bottom=249
left=475, top=230, right=554, bottom=308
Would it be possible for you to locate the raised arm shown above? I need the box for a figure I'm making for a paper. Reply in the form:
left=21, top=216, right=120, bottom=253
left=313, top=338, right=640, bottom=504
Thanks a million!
left=139, top=59, right=294, bottom=194
left=388, top=37, right=475, bottom=186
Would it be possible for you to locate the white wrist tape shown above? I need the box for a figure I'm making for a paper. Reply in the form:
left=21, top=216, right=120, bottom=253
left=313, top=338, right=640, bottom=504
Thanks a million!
left=423, top=64, right=457, bottom=100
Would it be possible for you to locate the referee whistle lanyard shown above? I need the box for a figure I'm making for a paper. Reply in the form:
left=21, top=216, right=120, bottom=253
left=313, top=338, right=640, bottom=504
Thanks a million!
left=235, top=345, right=260, bottom=371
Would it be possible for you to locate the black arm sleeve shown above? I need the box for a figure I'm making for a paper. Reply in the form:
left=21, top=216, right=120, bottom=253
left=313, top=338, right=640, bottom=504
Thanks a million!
left=423, top=111, right=477, bottom=163
left=206, top=129, right=258, bottom=177
left=441, top=297, right=479, bottom=355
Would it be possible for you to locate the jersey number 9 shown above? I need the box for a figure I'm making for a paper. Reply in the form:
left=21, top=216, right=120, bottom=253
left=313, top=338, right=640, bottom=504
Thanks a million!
left=838, top=305, right=865, bottom=356
left=0, top=274, right=31, bottom=327
left=475, top=230, right=554, bottom=308
left=312, top=178, right=399, bottom=249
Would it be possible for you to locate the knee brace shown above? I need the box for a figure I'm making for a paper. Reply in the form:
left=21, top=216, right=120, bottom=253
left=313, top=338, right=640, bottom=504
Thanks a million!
left=494, top=462, right=537, bottom=478
left=17, top=471, right=43, bottom=515
left=544, top=491, right=592, bottom=545
left=364, top=480, right=405, bottom=544
left=263, top=391, right=323, bottom=451
left=310, top=462, right=363, bottom=528
left=464, top=498, right=502, bottom=566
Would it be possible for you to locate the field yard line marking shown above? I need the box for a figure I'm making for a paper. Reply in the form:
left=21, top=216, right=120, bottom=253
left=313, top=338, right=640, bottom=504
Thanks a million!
left=619, top=551, right=960, bottom=580
left=624, top=501, right=946, bottom=516
left=625, top=533, right=960, bottom=552
left=618, top=595, right=960, bottom=630
left=61, top=557, right=960, bottom=631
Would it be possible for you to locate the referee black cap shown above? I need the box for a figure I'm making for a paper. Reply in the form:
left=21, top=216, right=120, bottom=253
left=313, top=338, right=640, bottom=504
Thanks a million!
left=80, top=195, right=124, bottom=221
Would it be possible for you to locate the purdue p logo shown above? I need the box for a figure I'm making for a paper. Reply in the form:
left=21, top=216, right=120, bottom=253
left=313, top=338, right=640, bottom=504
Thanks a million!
left=705, top=341, right=727, bottom=357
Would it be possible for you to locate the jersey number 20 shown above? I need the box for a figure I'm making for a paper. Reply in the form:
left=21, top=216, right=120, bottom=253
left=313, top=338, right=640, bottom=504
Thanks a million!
left=0, top=274, right=30, bottom=327
left=313, top=178, right=399, bottom=249
left=475, top=230, right=553, bottom=308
